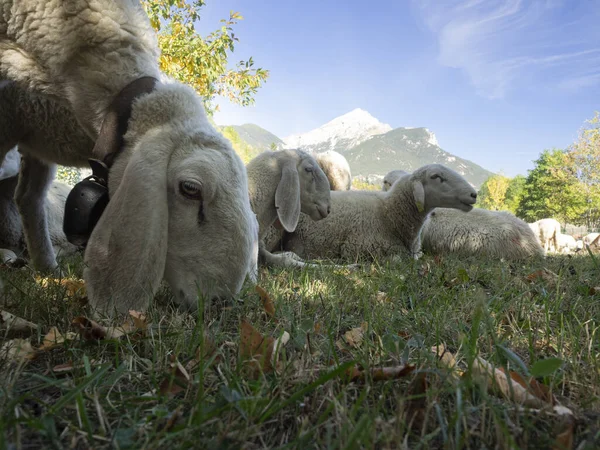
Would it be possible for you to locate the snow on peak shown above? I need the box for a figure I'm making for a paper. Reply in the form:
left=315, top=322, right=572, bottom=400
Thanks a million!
left=283, top=109, right=392, bottom=152
left=424, top=128, right=439, bottom=146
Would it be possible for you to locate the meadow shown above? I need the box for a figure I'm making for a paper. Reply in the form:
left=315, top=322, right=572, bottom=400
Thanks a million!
left=1, top=251, right=599, bottom=449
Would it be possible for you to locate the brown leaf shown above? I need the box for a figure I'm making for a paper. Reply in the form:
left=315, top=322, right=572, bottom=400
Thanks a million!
left=38, top=327, right=77, bottom=352
left=553, top=418, right=574, bottom=450
left=589, top=286, right=600, bottom=296
left=256, top=285, right=276, bottom=319
left=72, top=316, right=107, bottom=341
left=159, top=356, right=191, bottom=396
left=128, top=310, right=148, bottom=331
left=498, top=367, right=554, bottom=405
left=314, top=322, right=322, bottom=334
left=240, top=320, right=275, bottom=376
left=347, top=364, right=416, bottom=382
left=0, top=310, right=39, bottom=336
left=525, top=268, right=559, bottom=285
left=473, top=357, right=548, bottom=408
left=161, top=405, right=183, bottom=433
left=343, top=322, right=368, bottom=348
left=36, top=276, right=87, bottom=298
left=1, top=338, right=36, bottom=361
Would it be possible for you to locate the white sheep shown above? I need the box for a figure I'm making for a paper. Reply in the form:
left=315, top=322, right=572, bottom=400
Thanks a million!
left=246, top=149, right=331, bottom=268
left=583, top=233, right=600, bottom=248
left=0, top=1, right=259, bottom=315
left=420, top=208, right=544, bottom=260
left=314, top=150, right=352, bottom=191
left=0, top=147, right=78, bottom=260
left=281, top=164, right=478, bottom=262
left=555, top=233, right=583, bottom=254
left=528, top=218, right=561, bottom=253
left=382, top=170, right=410, bottom=192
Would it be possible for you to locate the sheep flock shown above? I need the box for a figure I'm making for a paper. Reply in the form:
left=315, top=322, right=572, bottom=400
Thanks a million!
left=1, top=0, right=597, bottom=318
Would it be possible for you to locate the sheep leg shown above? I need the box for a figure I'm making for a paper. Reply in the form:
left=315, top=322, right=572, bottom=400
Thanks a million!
left=14, top=154, right=58, bottom=272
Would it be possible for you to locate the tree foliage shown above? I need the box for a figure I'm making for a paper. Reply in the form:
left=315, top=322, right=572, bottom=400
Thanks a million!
left=504, top=175, right=526, bottom=214
left=568, top=111, right=600, bottom=228
left=478, top=174, right=510, bottom=211
left=56, top=166, right=81, bottom=186
left=517, top=149, right=587, bottom=225
left=219, top=126, right=261, bottom=164
left=142, top=0, right=269, bottom=114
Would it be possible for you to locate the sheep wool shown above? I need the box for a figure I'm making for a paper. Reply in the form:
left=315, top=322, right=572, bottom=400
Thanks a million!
left=421, top=208, right=544, bottom=260
left=282, top=164, right=477, bottom=263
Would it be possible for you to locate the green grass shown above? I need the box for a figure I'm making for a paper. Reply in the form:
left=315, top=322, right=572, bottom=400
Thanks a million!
left=1, top=253, right=599, bottom=449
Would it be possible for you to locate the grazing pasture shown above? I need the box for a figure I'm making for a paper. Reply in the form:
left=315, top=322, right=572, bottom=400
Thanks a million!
left=1, top=252, right=599, bottom=449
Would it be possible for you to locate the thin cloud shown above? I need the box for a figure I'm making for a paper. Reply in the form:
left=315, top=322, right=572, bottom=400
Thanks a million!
left=412, top=0, right=600, bottom=98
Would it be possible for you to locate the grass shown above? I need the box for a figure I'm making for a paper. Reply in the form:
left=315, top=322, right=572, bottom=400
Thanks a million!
left=1, top=252, right=599, bottom=449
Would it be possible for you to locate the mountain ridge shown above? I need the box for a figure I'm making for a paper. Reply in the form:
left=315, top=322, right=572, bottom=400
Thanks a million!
left=220, top=109, right=493, bottom=188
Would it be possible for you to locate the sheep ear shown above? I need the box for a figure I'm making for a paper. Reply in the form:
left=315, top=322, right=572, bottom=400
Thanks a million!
left=412, top=180, right=425, bottom=213
left=275, top=162, right=301, bottom=232
left=83, top=141, right=170, bottom=315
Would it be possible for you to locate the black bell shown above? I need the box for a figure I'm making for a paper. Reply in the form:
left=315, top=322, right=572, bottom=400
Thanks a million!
left=63, top=159, right=110, bottom=247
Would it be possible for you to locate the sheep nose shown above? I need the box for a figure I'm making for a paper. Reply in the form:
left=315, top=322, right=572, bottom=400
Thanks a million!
left=327, top=205, right=331, bottom=214
left=471, top=192, right=477, bottom=199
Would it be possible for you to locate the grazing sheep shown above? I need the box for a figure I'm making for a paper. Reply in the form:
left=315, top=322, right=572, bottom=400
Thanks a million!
left=583, top=233, right=600, bottom=248
left=420, top=208, right=544, bottom=260
left=382, top=170, right=410, bottom=192
left=529, top=218, right=562, bottom=253
left=0, top=0, right=259, bottom=315
left=556, top=233, right=583, bottom=254
left=247, top=149, right=332, bottom=268
left=0, top=147, right=78, bottom=259
left=314, top=150, right=352, bottom=191
left=282, top=164, right=478, bottom=262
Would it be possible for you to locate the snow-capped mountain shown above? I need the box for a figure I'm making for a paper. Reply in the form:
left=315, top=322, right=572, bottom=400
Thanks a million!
left=283, top=108, right=392, bottom=154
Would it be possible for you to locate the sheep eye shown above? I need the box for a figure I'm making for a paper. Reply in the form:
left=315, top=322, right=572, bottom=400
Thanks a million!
left=431, top=174, right=445, bottom=182
left=179, top=180, right=202, bottom=200
left=305, top=166, right=314, bottom=173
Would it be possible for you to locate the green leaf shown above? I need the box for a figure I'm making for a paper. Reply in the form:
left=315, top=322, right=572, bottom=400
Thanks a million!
left=530, top=358, right=563, bottom=377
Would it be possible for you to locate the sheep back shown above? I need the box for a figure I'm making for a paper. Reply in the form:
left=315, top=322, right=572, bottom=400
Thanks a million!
left=421, top=208, right=544, bottom=260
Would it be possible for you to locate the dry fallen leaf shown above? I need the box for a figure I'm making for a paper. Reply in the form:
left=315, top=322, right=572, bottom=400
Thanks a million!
left=38, top=326, right=78, bottom=352
left=346, top=364, right=415, bottom=382
left=497, top=367, right=553, bottom=405
left=239, top=320, right=289, bottom=377
left=52, top=359, right=100, bottom=373
left=36, top=276, right=87, bottom=298
left=525, top=268, right=559, bottom=286
left=159, top=356, right=191, bottom=397
left=589, top=286, right=600, bottom=296
left=240, top=320, right=275, bottom=377
left=418, top=263, right=430, bottom=277
left=0, top=338, right=36, bottom=361
left=256, top=285, right=276, bottom=319
left=406, top=372, right=428, bottom=430
left=340, top=322, right=369, bottom=349
left=72, top=316, right=107, bottom=341
left=0, top=310, right=39, bottom=336
left=553, top=418, right=575, bottom=450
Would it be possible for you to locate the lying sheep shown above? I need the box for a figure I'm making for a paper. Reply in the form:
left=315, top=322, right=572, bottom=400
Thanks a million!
left=282, top=164, right=478, bottom=262
left=420, top=208, right=544, bottom=260
left=314, top=150, right=352, bottom=191
left=247, top=149, right=331, bottom=268
left=529, top=218, right=561, bottom=253
left=0, top=0, right=259, bottom=315
left=0, top=147, right=78, bottom=260
left=382, top=170, right=410, bottom=192
left=556, top=233, right=583, bottom=254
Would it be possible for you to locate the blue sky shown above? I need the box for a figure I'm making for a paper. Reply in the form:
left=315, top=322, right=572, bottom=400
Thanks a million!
left=199, top=0, right=600, bottom=177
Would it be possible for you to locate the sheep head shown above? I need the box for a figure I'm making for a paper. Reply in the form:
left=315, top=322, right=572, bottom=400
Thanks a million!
left=273, top=149, right=331, bottom=232
left=409, top=164, right=477, bottom=213
left=84, top=82, right=259, bottom=315
left=382, top=169, right=410, bottom=192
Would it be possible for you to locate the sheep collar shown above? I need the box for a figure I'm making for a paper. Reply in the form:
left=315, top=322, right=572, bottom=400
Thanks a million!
left=63, top=77, right=158, bottom=247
